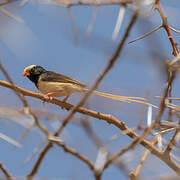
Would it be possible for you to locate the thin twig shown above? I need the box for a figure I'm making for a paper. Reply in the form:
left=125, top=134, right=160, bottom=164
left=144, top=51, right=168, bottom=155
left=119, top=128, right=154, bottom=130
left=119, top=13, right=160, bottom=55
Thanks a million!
left=154, top=71, right=176, bottom=124
left=86, top=7, right=98, bottom=37
left=164, top=118, right=180, bottom=155
left=0, top=0, right=17, bottom=6
left=131, top=137, right=157, bottom=179
left=27, top=143, right=52, bottom=179
left=24, top=140, right=47, bottom=165
left=154, top=0, right=179, bottom=56
left=170, top=26, right=180, bottom=34
left=81, top=119, right=130, bottom=175
left=26, top=121, right=95, bottom=177
left=0, top=162, right=13, bottom=180
left=128, top=25, right=162, bottom=44
left=0, top=132, right=22, bottom=148
left=67, top=7, right=78, bottom=43
left=102, top=126, right=153, bottom=171
left=0, top=7, right=24, bottom=23
left=49, top=136, right=95, bottom=170
left=0, top=61, right=28, bottom=107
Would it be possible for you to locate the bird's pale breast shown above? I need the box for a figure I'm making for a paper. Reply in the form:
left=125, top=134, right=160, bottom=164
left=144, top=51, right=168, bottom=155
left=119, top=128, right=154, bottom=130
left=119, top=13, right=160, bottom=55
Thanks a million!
left=37, top=81, right=84, bottom=97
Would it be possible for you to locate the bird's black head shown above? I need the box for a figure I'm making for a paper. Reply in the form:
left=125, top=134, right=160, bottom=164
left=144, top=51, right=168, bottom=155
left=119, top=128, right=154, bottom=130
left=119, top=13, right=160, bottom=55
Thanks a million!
left=23, top=65, right=46, bottom=85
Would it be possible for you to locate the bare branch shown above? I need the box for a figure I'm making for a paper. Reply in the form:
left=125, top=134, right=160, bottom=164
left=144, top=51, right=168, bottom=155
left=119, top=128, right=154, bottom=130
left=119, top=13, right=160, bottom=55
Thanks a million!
left=49, top=0, right=133, bottom=8
left=0, top=132, right=22, bottom=148
left=49, top=136, right=95, bottom=170
left=0, top=7, right=24, bottom=23
left=164, top=118, right=180, bottom=155
left=0, top=162, right=13, bottom=180
left=0, top=61, right=28, bottom=107
left=0, top=0, right=17, bottom=6
left=170, top=26, right=180, bottom=34
left=1, top=81, right=180, bottom=175
left=128, top=25, right=162, bottom=44
left=81, top=119, right=131, bottom=176
left=130, top=137, right=157, bottom=179
left=102, top=126, right=153, bottom=171
left=27, top=143, right=52, bottom=179
left=154, top=0, right=179, bottom=56
left=86, top=7, right=98, bottom=37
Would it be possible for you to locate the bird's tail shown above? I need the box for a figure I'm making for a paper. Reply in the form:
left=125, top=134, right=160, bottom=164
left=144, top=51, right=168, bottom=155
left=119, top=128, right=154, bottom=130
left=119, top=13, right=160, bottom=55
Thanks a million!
left=92, top=90, right=157, bottom=108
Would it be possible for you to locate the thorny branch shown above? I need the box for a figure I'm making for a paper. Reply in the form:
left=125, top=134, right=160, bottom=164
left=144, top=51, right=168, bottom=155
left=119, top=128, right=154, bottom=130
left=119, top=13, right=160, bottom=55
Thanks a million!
left=49, top=136, right=95, bottom=170
left=154, top=0, right=179, bottom=57
left=1, top=80, right=180, bottom=174
left=102, top=127, right=152, bottom=171
left=81, top=119, right=131, bottom=176
left=0, top=0, right=180, bottom=179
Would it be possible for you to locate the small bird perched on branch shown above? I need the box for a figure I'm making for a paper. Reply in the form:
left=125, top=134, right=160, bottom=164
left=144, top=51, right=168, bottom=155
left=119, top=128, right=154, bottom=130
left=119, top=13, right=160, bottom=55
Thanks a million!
left=22, top=65, right=148, bottom=105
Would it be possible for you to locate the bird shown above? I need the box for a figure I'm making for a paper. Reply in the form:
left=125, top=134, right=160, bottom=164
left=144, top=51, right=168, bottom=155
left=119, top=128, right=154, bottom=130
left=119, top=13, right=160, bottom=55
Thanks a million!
left=22, top=65, right=149, bottom=105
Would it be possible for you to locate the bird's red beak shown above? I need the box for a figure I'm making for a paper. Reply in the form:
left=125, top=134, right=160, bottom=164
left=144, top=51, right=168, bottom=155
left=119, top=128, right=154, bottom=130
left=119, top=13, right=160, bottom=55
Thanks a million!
left=22, top=71, right=29, bottom=76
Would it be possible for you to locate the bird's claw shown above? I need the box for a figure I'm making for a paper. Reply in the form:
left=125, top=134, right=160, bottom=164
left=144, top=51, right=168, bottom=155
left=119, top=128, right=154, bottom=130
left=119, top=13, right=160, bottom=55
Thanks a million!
left=43, top=94, right=53, bottom=101
left=61, top=96, right=69, bottom=110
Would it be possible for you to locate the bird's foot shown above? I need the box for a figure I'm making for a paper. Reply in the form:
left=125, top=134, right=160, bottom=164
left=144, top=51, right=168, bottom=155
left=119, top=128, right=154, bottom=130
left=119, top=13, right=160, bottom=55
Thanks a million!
left=62, top=96, right=69, bottom=103
left=43, top=94, right=53, bottom=101
left=61, top=95, right=69, bottom=110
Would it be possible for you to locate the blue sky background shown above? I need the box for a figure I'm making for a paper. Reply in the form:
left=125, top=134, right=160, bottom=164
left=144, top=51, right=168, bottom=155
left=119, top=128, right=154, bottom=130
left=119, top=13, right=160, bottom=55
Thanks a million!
left=0, top=0, right=180, bottom=179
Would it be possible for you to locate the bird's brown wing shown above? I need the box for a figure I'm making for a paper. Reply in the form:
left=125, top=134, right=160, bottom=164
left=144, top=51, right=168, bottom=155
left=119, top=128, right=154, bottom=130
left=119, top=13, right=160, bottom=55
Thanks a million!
left=40, top=71, right=86, bottom=88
